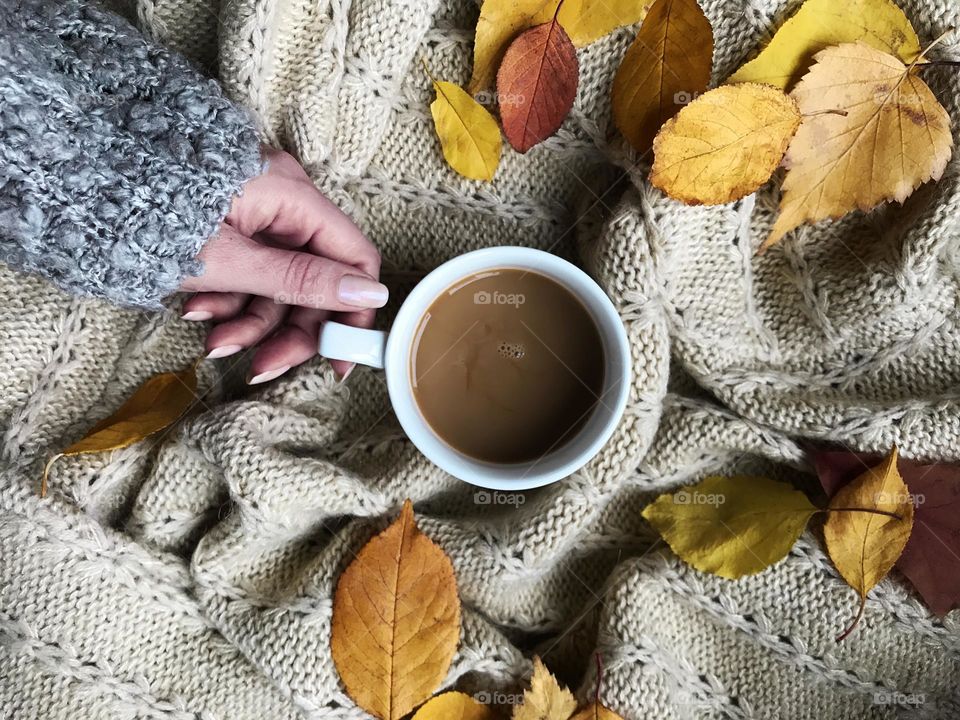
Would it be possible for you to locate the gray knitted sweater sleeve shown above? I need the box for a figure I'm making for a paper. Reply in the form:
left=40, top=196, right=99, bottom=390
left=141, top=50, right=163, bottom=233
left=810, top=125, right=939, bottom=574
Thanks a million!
left=0, top=0, right=263, bottom=309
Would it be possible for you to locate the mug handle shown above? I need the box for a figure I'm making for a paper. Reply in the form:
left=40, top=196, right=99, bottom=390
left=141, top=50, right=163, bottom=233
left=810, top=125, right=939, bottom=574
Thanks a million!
left=318, top=321, right=388, bottom=369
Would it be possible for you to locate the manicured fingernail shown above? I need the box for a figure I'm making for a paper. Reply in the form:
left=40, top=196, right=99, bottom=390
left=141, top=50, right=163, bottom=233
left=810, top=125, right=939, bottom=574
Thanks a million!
left=336, top=364, right=356, bottom=384
left=182, top=310, right=213, bottom=321
left=338, top=275, right=388, bottom=308
left=248, top=366, right=290, bottom=385
left=206, top=344, right=243, bottom=360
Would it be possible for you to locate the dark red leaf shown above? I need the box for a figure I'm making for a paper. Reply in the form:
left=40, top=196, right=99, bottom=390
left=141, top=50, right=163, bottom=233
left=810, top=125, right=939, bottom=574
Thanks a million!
left=496, top=20, right=579, bottom=153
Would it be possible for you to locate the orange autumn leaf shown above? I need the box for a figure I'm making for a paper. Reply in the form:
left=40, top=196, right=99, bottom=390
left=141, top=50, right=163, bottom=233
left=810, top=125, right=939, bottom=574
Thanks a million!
left=331, top=500, right=461, bottom=720
left=570, top=702, right=625, bottom=719
left=611, top=0, right=713, bottom=152
left=497, top=20, right=579, bottom=153
left=41, top=365, right=198, bottom=497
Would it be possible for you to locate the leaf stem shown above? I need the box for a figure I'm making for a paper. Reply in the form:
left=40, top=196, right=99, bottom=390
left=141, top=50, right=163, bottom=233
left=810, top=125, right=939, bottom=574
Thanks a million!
left=418, top=54, right=437, bottom=85
left=802, top=108, right=848, bottom=118
left=819, top=506, right=903, bottom=521
left=553, top=0, right=566, bottom=22
left=594, top=652, right=603, bottom=704
left=40, top=453, right=62, bottom=498
left=836, top=594, right=866, bottom=642
left=915, top=61, right=960, bottom=69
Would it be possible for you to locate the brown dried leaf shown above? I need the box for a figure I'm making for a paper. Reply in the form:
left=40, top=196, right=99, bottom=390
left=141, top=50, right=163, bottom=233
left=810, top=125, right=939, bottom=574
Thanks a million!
left=497, top=20, right=579, bottom=153
left=331, top=500, right=461, bottom=720
left=611, top=0, right=713, bottom=152
left=570, top=702, right=625, bottom=719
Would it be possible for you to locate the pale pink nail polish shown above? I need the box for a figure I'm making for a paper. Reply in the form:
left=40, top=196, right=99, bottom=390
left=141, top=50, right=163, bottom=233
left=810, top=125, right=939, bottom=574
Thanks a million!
left=182, top=310, right=213, bottom=322
left=206, top=345, right=243, bottom=359
left=338, top=276, right=388, bottom=308
left=336, top=364, right=356, bottom=384
left=248, top=366, right=291, bottom=385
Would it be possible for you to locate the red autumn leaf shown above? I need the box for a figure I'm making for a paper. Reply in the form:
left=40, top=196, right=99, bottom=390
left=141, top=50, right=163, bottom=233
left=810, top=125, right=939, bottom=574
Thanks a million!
left=496, top=20, right=579, bottom=153
left=814, top=450, right=960, bottom=617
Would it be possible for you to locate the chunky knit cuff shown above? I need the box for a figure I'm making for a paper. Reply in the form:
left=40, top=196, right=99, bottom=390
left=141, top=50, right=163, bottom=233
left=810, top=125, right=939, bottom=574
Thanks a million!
left=0, top=0, right=263, bottom=309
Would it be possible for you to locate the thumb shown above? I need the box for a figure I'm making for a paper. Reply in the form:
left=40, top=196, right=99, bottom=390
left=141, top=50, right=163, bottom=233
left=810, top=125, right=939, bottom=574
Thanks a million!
left=185, top=225, right=388, bottom=311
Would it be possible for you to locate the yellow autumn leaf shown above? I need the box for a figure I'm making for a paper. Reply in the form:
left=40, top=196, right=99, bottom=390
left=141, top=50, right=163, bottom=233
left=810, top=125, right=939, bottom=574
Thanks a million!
left=650, top=84, right=800, bottom=205
left=468, top=0, right=649, bottom=93
left=611, top=0, right=713, bottom=152
left=824, top=447, right=914, bottom=640
left=430, top=80, right=502, bottom=181
left=412, top=692, right=498, bottom=720
left=331, top=500, right=461, bottom=720
left=570, top=702, right=625, bottom=719
left=513, top=657, right=577, bottom=720
left=728, top=0, right=920, bottom=89
left=642, top=475, right=817, bottom=578
left=40, top=365, right=198, bottom=497
left=534, top=0, right=651, bottom=46
left=764, top=42, right=953, bottom=250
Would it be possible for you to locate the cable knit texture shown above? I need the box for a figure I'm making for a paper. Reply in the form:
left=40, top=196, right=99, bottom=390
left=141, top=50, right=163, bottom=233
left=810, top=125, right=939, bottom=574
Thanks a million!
left=1, top=0, right=960, bottom=718
left=0, top=0, right=262, bottom=309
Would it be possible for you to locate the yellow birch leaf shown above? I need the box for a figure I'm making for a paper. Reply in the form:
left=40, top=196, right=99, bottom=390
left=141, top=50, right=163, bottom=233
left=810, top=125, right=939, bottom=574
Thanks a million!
left=430, top=80, right=502, bottom=181
left=412, top=692, right=498, bottom=720
left=728, top=0, right=920, bottom=90
left=469, top=0, right=650, bottom=93
left=331, top=500, right=461, bottom=720
left=611, top=0, right=713, bottom=152
left=41, top=365, right=198, bottom=497
left=824, top=447, right=915, bottom=640
left=764, top=42, right=953, bottom=250
left=469, top=0, right=555, bottom=94
left=534, top=0, right=652, bottom=47
left=570, top=702, right=625, bottom=719
left=641, top=475, right=817, bottom=579
left=512, top=657, right=577, bottom=720
left=650, top=84, right=800, bottom=205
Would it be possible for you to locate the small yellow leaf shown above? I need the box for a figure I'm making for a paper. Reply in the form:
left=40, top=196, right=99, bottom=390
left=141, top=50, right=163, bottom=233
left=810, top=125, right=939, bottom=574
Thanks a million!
left=764, top=42, right=953, bottom=250
left=642, top=475, right=817, bottom=578
left=41, top=365, right=198, bottom=497
left=469, top=0, right=555, bottom=94
left=728, top=0, right=920, bottom=89
left=430, top=80, right=502, bottom=181
left=650, top=84, right=800, bottom=205
left=570, top=702, right=625, bottom=719
left=512, top=657, right=577, bottom=720
left=412, top=692, right=497, bottom=720
left=468, top=0, right=649, bottom=93
left=331, top=500, right=461, bottom=720
left=534, top=0, right=652, bottom=46
left=611, top=0, right=713, bottom=152
left=824, top=447, right=914, bottom=640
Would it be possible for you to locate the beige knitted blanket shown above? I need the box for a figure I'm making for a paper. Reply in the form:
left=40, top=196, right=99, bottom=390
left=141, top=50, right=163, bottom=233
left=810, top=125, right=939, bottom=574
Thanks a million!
left=2, top=0, right=960, bottom=717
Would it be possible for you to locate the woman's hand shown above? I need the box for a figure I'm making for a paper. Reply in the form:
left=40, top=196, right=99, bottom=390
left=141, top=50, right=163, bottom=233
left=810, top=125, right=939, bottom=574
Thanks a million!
left=179, top=148, right=386, bottom=384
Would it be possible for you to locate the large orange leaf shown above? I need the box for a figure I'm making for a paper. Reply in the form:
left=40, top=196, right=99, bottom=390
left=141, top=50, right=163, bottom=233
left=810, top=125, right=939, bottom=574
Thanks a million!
left=612, top=0, right=713, bottom=153
left=331, top=500, right=461, bottom=719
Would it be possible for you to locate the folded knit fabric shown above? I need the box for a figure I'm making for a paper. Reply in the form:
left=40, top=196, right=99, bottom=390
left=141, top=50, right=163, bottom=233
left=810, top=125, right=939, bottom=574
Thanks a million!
left=0, top=0, right=262, bottom=308
left=1, top=0, right=959, bottom=719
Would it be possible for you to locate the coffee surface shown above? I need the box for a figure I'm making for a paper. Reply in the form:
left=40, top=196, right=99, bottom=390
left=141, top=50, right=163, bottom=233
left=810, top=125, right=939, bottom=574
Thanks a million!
left=411, top=268, right=605, bottom=463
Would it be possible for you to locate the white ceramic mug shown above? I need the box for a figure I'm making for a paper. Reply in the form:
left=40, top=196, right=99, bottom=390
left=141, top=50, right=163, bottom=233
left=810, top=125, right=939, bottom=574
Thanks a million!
left=318, top=247, right=631, bottom=490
